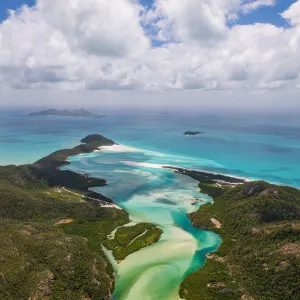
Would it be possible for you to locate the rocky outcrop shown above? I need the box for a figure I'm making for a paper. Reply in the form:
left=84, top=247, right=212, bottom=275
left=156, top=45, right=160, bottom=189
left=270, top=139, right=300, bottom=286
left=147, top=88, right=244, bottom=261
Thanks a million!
left=238, top=181, right=267, bottom=197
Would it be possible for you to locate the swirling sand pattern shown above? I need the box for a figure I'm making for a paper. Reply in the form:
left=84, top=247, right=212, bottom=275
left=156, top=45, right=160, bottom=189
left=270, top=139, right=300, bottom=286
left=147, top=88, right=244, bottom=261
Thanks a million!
left=64, top=145, right=221, bottom=300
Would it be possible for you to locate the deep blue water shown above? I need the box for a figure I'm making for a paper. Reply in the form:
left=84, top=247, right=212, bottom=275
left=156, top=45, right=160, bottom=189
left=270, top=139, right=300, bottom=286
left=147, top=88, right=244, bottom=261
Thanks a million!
left=1, top=108, right=300, bottom=187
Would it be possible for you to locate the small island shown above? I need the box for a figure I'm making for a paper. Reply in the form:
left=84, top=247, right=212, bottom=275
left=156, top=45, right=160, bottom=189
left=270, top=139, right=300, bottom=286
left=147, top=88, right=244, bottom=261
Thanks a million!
left=29, top=108, right=104, bottom=118
left=183, top=131, right=203, bottom=136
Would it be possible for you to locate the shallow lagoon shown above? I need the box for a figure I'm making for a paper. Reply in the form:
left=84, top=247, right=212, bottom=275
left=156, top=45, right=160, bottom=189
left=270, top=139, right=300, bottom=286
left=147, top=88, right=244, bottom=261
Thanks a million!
left=64, top=145, right=221, bottom=300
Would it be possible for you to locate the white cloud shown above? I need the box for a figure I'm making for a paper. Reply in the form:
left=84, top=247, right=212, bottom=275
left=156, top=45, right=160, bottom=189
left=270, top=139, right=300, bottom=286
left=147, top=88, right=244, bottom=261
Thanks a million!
left=241, top=0, right=275, bottom=15
left=37, top=0, right=149, bottom=57
left=144, top=0, right=238, bottom=44
left=282, top=0, right=300, bottom=25
left=0, top=0, right=300, bottom=93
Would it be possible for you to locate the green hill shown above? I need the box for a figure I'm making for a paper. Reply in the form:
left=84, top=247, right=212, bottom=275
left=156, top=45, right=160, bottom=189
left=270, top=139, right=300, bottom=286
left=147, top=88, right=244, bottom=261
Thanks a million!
left=0, top=163, right=128, bottom=300
left=180, top=181, right=300, bottom=300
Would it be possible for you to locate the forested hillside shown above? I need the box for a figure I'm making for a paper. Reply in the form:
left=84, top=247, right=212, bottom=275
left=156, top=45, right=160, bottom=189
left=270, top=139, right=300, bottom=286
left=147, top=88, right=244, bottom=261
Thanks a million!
left=0, top=135, right=163, bottom=300
left=0, top=164, right=129, bottom=300
left=181, top=181, right=300, bottom=300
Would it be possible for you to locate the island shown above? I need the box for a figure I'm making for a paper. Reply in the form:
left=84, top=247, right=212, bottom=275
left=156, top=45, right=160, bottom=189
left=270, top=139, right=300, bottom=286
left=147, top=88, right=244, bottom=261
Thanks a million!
left=183, top=131, right=203, bottom=136
left=29, top=108, right=105, bottom=118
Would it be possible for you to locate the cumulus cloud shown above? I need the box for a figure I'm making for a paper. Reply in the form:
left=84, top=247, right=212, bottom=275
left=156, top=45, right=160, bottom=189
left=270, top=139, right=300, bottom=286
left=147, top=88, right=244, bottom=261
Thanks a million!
left=282, top=0, right=300, bottom=25
left=144, top=0, right=236, bottom=44
left=0, top=0, right=300, bottom=92
left=38, top=0, right=149, bottom=57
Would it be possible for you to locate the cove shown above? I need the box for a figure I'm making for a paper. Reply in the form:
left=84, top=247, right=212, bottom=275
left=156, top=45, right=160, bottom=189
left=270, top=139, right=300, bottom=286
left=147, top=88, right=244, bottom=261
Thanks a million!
left=63, top=145, right=222, bottom=300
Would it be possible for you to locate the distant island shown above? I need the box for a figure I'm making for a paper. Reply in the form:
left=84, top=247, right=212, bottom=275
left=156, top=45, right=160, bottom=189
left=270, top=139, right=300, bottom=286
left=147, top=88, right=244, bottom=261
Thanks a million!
left=29, top=108, right=104, bottom=118
left=183, top=131, right=203, bottom=136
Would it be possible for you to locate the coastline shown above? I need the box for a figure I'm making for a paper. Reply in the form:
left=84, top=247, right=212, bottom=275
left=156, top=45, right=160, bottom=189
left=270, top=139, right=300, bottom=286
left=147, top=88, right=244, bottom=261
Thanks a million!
left=0, top=134, right=165, bottom=299
left=163, top=166, right=246, bottom=184
left=35, top=135, right=165, bottom=290
left=37, top=139, right=300, bottom=300
left=31, top=134, right=119, bottom=205
left=82, top=141, right=300, bottom=300
left=177, top=173, right=300, bottom=299
left=96, top=142, right=299, bottom=299
left=90, top=141, right=223, bottom=299
left=97, top=143, right=251, bottom=185
left=2, top=135, right=300, bottom=300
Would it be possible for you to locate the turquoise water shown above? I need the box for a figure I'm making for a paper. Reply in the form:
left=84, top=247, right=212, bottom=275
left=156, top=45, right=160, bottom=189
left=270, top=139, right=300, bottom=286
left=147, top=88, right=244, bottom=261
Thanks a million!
left=1, top=108, right=300, bottom=299
left=64, top=146, right=221, bottom=299
left=1, top=108, right=300, bottom=186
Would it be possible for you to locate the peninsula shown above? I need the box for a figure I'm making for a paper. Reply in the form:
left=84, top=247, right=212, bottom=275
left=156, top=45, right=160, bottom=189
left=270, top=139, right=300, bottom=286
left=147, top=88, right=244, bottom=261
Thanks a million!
left=0, top=134, right=162, bottom=300
left=29, top=108, right=104, bottom=118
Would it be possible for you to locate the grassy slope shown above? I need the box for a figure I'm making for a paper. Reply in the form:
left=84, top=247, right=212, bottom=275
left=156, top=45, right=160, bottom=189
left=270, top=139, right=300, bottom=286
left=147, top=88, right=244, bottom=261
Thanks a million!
left=180, top=181, right=300, bottom=300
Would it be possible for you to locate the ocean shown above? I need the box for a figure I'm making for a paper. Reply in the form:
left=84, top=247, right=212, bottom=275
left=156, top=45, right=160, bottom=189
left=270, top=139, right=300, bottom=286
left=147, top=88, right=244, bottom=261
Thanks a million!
left=1, top=107, right=300, bottom=299
left=1, top=108, right=300, bottom=187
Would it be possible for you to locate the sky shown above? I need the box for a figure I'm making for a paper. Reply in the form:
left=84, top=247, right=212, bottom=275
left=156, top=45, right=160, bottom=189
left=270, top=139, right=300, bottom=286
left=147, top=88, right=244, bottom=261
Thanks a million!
left=0, top=0, right=300, bottom=108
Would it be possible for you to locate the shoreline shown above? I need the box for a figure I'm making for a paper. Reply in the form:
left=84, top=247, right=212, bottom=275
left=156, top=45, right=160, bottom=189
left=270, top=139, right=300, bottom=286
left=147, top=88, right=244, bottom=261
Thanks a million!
left=163, top=166, right=247, bottom=185
left=3, top=134, right=299, bottom=299
left=0, top=134, right=164, bottom=299
left=97, top=143, right=252, bottom=185
left=98, top=143, right=300, bottom=189
left=58, top=138, right=300, bottom=300
left=0, top=134, right=226, bottom=299
left=31, top=134, right=121, bottom=207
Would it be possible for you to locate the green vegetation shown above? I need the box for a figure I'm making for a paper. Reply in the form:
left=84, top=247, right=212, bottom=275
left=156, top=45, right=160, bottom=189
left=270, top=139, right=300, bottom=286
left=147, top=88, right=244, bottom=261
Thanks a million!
left=60, top=221, right=162, bottom=262
left=198, top=182, right=229, bottom=199
left=166, top=166, right=245, bottom=184
left=102, top=223, right=163, bottom=261
left=115, top=223, right=158, bottom=245
left=181, top=257, right=240, bottom=300
left=0, top=163, right=129, bottom=299
left=28, top=134, right=115, bottom=203
left=0, top=134, right=162, bottom=299
left=180, top=180, right=300, bottom=300
left=35, top=134, right=115, bottom=169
